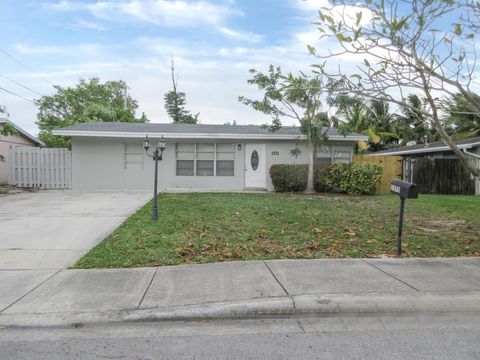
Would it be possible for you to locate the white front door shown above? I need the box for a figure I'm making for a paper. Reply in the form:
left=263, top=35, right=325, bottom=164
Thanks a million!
left=244, top=144, right=267, bottom=189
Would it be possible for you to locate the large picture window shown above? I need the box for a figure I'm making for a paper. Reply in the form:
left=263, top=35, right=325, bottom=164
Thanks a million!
left=176, top=143, right=235, bottom=177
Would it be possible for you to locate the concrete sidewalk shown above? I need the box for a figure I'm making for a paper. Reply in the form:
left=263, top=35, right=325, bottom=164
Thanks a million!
left=0, top=258, right=479, bottom=327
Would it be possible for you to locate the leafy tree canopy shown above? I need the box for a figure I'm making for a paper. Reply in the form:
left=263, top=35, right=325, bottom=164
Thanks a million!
left=36, top=77, right=145, bottom=148
left=445, top=93, right=480, bottom=139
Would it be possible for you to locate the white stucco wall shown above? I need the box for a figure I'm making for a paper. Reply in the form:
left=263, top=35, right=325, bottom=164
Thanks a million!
left=71, top=137, right=356, bottom=191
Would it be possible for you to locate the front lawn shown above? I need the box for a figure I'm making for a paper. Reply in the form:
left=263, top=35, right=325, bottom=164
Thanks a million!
left=75, top=193, right=480, bottom=268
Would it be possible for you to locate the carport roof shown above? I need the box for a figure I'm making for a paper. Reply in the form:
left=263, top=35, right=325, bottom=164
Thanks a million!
left=53, top=122, right=368, bottom=141
left=368, top=136, right=480, bottom=156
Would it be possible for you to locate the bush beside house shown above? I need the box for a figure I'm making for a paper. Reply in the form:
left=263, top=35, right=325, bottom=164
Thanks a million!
left=270, top=163, right=383, bottom=195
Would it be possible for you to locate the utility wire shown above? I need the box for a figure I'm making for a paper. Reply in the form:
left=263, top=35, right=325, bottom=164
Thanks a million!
left=0, top=48, right=56, bottom=87
left=0, top=73, right=44, bottom=97
left=0, top=85, right=36, bottom=104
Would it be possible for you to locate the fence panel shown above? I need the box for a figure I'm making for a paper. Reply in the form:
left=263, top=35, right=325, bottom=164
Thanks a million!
left=8, top=146, right=71, bottom=189
left=353, top=155, right=403, bottom=193
left=411, top=158, right=475, bottom=195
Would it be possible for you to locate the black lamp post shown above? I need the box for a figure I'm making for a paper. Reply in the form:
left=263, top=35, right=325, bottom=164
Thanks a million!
left=143, top=134, right=166, bottom=221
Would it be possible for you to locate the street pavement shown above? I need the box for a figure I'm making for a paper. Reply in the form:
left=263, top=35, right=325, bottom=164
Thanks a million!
left=1, top=314, right=480, bottom=359
left=0, top=257, right=479, bottom=327
left=0, top=191, right=150, bottom=269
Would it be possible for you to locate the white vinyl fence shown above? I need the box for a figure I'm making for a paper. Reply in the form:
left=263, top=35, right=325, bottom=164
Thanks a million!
left=8, top=146, right=71, bottom=189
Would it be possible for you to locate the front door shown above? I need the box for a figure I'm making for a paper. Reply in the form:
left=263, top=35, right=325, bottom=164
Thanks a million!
left=244, top=144, right=266, bottom=189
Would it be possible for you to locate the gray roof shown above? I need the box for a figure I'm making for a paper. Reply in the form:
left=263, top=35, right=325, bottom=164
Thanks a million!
left=54, top=121, right=363, bottom=138
left=0, top=119, right=44, bottom=146
left=370, top=136, right=480, bottom=156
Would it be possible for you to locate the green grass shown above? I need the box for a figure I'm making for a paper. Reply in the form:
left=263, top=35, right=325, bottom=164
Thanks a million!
left=75, top=193, right=480, bottom=268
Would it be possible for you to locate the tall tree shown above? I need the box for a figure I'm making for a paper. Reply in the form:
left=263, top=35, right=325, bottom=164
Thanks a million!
left=164, top=60, right=199, bottom=124
left=395, top=94, right=433, bottom=144
left=239, top=66, right=333, bottom=193
left=444, top=93, right=480, bottom=138
left=36, top=77, right=144, bottom=148
left=329, top=94, right=397, bottom=151
left=311, top=0, right=480, bottom=177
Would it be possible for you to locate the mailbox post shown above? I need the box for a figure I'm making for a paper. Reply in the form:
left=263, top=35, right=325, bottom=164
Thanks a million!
left=390, top=180, right=418, bottom=256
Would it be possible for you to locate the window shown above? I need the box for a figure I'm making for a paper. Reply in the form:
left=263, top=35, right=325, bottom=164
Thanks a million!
left=176, top=143, right=194, bottom=175
left=333, top=145, right=352, bottom=163
left=317, top=145, right=332, bottom=166
left=175, top=143, right=235, bottom=177
left=316, top=144, right=352, bottom=165
left=124, top=144, right=143, bottom=169
left=196, top=143, right=214, bottom=176
left=216, top=144, right=234, bottom=176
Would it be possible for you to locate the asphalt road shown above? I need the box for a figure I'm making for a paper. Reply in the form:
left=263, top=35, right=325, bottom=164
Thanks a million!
left=1, top=314, right=480, bottom=359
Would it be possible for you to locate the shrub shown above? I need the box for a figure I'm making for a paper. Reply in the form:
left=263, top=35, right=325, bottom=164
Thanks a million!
left=271, top=162, right=383, bottom=195
left=270, top=164, right=308, bottom=192
left=321, top=163, right=383, bottom=195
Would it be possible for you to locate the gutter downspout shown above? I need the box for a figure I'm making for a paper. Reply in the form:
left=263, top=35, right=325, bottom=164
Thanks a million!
left=463, top=148, right=480, bottom=159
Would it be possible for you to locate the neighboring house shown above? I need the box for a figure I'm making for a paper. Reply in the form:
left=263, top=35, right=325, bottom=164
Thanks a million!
left=371, top=137, right=480, bottom=195
left=53, top=122, right=367, bottom=191
left=0, top=119, right=44, bottom=184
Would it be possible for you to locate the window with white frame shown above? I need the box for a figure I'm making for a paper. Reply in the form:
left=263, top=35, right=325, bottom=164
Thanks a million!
left=124, top=144, right=143, bottom=169
left=316, top=144, right=352, bottom=165
left=216, top=144, right=235, bottom=176
left=176, top=143, right=235, bottom=176
left=317, top=145, right=332, bottom=165
left=332, top=145, right=352, bottom=163
left=196, top=143, right=215, bottom=176
left=176, top=143, right=195, bottom=176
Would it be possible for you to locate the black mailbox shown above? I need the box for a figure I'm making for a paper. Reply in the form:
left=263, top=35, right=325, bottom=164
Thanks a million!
left=390, top=179, right=418, bottom=256
left=390, top=179, right=418, bottom=199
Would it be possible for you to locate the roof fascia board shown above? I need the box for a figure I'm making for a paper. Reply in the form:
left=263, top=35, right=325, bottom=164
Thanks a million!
left=368, top=142, right=480, bottom=156
left=1, top=119, right=44, bottom=146
left=52, top=129, right=367, bottom=141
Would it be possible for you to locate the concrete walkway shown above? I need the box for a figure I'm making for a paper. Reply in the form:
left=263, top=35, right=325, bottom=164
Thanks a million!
left=0, top=191, right=151, bottom=269
left=0, top=258, right=479, bottom=327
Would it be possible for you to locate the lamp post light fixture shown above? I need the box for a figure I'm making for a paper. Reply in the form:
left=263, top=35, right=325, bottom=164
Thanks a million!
left=143, top=134, right=166, bottom=221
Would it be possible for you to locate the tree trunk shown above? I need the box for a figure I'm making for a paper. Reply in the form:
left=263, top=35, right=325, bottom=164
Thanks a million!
left=305, top=141, right=317, bottom=194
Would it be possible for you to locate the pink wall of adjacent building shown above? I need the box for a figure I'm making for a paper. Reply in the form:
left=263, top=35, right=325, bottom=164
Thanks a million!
left=0, top=123, right=40, bottom=184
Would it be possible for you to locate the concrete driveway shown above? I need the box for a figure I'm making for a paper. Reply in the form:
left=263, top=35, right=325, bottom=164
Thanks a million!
left=0, top=191, right=151, bottom=269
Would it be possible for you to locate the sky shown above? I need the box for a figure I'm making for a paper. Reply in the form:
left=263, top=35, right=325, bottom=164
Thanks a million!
left=0, top=0, right=337, bottom=135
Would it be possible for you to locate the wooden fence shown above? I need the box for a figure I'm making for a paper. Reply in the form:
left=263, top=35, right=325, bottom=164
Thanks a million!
left=406, top=158, right=475, bottom=195
left=353, top=155, right=403, bottom=193
left=8, top=146, right=71, bottom=189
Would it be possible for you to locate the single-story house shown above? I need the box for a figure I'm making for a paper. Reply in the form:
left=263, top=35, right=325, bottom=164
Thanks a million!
left=53, top=122, right=367, bottom=191
left=0, top=119, right=44, bottom=184
left=371, top=136, right=480, bottom=195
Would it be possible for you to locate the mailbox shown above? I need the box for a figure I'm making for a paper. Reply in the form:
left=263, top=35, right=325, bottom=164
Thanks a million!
left=390, top=179, right=418, bottom=256
left=390, top=179, right=418, bottom=199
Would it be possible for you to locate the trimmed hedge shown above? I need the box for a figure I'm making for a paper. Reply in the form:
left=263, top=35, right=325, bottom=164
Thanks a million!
left=271, top=163, right=383, bottom=195
left=270, top=164, right=308, bottom=192
left=320, top=163, right=383, bottom=195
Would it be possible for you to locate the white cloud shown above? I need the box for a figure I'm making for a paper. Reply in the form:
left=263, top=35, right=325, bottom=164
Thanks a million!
left=43, top=0, right=242, bottom=27
left=74, top=20, right=106, bottom=31
left=13, top=43, right=106, bottom=58
left=217, top=26, right=264, bottom=43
